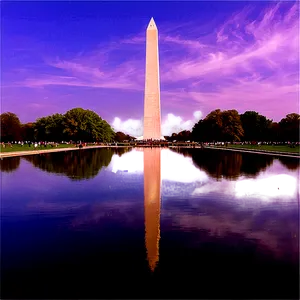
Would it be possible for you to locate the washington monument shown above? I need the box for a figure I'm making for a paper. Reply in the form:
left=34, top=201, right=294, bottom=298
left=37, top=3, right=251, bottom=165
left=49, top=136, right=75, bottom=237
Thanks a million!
left=143, top=17, right=162, bottom=140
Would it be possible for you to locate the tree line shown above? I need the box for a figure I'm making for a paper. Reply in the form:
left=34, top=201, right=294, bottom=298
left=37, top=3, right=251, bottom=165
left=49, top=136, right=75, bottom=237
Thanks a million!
left=1, top=108, right=299, bottom=143
left=1, top=108, right=116, bottom=143
left=166, top=110, right=299, bottom=142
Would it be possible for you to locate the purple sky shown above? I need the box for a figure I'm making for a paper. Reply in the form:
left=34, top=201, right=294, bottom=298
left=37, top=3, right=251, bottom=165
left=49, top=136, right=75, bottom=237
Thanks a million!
left=2, top=1, right=299, bottom=135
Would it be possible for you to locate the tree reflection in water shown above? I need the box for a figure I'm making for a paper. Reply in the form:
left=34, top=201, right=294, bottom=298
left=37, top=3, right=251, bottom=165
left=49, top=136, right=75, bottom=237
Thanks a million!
left=277, top=156, right=300, bottom=170
left=1, top=148, right=298, bottom=180
left=239, top=153, right=274, bottom=176
left=24, top=147, right=132, bottom=180
left=0, top=157, right=21, bottom=173
left=174, top=148, right=274, bottom=180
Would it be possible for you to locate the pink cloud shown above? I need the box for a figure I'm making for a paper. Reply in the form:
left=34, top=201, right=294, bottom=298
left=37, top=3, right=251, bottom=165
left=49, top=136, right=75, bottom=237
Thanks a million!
left=50, top=60, right=105, bottom=78
left=4, top=2, right=299, bottom=122
left=22, top=75, right=140, bottom=90
left=165, top=78, right=299, bottom=121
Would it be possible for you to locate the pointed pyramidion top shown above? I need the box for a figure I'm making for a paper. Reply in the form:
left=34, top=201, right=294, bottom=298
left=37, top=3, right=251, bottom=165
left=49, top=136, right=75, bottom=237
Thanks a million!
left=147, top=17, right=157, bottom=30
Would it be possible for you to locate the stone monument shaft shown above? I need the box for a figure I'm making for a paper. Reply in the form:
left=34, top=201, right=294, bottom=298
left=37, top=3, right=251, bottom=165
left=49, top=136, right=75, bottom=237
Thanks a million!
left=143, top=18, right=161, bottom=140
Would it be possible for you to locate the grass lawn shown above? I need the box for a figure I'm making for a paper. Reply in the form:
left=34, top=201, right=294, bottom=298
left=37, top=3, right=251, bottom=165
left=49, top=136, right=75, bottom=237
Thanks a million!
left=0, top=144, right=76, bottom=153
left=215, top=144, right=300, bottom=153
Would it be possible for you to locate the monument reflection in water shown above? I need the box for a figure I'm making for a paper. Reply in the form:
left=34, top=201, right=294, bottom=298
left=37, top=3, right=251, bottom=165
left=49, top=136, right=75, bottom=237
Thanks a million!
left=144, top=147, right=161, bottom=272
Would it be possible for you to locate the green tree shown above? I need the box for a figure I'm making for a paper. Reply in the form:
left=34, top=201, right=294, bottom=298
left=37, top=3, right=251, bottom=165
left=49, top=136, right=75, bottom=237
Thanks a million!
left=165, top=133, right=177, bottom=141
left=63, top=108, right=115, bottom=142
left=34, top=117, right=49, bottom=141
left=192, top=109, right=243, bottom=142
left=0, top=112, right=22, bottom=142
left=279, top=113, right=300, bottom=142
left=205, top=109, right=223, bottom=141
left=21, top=122, right=35, bottom=141
left=240, top=111, right=258, bottom=141
left=240, top=111, right=272, bottom=141
left=175, top=130, right=192, bottom=141
left=192, top=120, right=208, bottom=142
left=221, top=109, right=244, bottom=141
left=98, top=119, right=115, bottom=142
left=45, top=113, right=65, bottom=141
left=114, top=131, right=134, bottom=142
left=268, top=122, right=281, bottom=142
left=115, top=131, right=127, bottom=142
left=259, top=115, right=272, bottom=141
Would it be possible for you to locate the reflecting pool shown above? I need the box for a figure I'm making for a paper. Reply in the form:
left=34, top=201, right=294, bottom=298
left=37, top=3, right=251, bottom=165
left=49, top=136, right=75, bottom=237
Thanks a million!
left=1, top=148, right=299, bottom=299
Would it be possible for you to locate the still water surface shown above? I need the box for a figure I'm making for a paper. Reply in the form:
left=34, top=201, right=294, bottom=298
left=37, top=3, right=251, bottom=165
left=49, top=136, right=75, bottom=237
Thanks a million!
left=1, top=148, right=299, bottom=299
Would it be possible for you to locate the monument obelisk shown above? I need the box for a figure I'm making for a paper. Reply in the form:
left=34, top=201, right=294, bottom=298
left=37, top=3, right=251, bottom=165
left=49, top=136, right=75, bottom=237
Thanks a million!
left=143, top=18, right=162, bottom=140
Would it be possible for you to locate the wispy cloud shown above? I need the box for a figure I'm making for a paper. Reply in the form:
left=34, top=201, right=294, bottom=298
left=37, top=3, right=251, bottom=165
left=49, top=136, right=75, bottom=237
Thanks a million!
left=3, top=2, right=299, bottom=122
left=178, top=4, right=295, bottom=69
left=22, top=75, right=140, bottom=90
